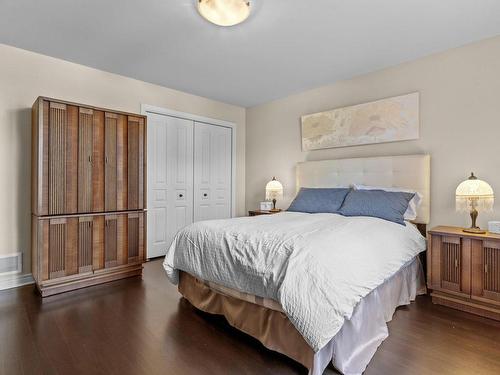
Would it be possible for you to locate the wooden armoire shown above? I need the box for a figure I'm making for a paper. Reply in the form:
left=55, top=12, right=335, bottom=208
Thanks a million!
left=31, top=97, right=146, bottom=296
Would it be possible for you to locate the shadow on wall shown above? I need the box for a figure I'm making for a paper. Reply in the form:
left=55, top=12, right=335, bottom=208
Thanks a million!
left=12, top=107, right=31, bottom=274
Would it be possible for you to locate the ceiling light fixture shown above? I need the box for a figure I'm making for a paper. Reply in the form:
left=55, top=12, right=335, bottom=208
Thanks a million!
left=198, top=0, right=251, bottom=27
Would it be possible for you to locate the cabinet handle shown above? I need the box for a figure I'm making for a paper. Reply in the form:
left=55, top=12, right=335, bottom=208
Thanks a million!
left=179, top=194, right=183, bottom=198
left=485, top=264, right=488, bottom=274
left=454, top=258, right=458, bottom=268
left=203, top=193, right=208, bottom=197
left=105, top=156, right=108, bottom=164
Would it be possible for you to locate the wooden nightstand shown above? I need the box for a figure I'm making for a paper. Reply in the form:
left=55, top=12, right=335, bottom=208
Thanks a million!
left=248, top=210, right=282, bottom=216
left=428, top=226, right=500, bottom=321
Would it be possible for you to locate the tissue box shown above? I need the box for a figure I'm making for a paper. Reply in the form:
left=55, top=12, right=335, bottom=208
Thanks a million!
left=488, top=221, right=500, bottom=234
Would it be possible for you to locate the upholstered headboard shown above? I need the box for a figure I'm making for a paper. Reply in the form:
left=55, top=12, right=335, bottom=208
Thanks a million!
left=296, top=154, right=431, bottom=224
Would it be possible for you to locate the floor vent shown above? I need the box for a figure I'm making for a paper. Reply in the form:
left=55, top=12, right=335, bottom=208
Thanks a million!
left=0, top=253, right=22, bottom=275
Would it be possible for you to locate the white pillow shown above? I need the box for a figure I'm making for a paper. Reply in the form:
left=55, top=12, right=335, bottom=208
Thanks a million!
left=352, top=184, right=422, bottom=221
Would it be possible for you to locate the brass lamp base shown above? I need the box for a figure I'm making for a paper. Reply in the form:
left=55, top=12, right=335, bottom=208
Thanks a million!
left=463, top=227, right=487, bottom=234
left=463, top=208, right=486, bottom=234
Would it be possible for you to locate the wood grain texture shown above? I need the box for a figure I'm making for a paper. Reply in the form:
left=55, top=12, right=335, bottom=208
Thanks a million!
left=3, top=260, right=500, bottom=375
left=139, top=117, right=145, bottom=209
left=92, top=110, right=105, bottom=212
left=78, top=217, right=93, bottom=274
left=117, top=214, right=128, bottom=266
left=428, top=226, right=500, bottom=321
left=92, top=215, right=105, bottom=271
left=65, top=217, right=78, bottom=276
left=41, top=100, right=49, bottom=215
left=104, top=215, right=118, bottom=268
left=49, top=102, right=67, bottom=215
left=66, top=105, right=79, bottom=214
left=78, top=108, right=94, bottom=213
left=32, top=97, right=146, bottom=296
left=127, top=116, right=139, bottom=210
left=117, top=114, right=128, bottom=211
left=105, top=112, right=118, bottom=211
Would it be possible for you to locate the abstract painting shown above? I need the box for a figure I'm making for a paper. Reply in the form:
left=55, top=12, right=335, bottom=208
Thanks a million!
left=301, top=92, right=419, bottom=150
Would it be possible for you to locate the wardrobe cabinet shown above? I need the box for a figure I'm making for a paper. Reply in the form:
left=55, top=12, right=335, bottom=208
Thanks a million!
left=32, top=97, right=146, bottom=297
left=428, top=226, right=500, bottom=321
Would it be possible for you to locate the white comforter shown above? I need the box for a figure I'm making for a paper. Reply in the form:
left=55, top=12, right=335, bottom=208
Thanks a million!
left=163, top=212, right=426, bottom=352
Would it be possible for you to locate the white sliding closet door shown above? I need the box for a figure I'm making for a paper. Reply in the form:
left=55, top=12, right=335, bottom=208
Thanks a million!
left=194, top=122, right=232, bottom=222
left=147, top=113, right=193, bottom=258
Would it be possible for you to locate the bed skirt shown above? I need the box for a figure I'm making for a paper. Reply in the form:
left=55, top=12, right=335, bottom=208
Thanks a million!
left=178, top=257, right=426, bottom=375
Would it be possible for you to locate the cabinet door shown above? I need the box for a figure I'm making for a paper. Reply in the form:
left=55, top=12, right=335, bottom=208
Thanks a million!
left=104, top=214, right=128, bottom=268
left=127, top=212, right=145, bottom=263
left=429, top=234, right=471, bottom=295
left=127, top=116, right=145, bottom=210
left=104, top=113, right=128, bottom=211
left=104, top=215, right=118, bottom=268
left=194, top=122, right=232, bottom=222
left=472, top=240, right=500, bottom=302
left=42, top=101, right=79, bottom=215
left=44, top=217, right=78, bottom=279
left=147, top=114, right=193, bottom=258
left=78, top=108, right=105, bottom=213
left=78, top=217, right=94, bottom=273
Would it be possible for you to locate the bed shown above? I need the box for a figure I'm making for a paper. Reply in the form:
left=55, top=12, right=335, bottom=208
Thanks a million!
left=164, top=154, right=431, bottom=375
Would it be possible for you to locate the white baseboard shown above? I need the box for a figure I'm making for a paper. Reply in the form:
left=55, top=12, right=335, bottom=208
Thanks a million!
left=0, top=273, right=35, bottom=291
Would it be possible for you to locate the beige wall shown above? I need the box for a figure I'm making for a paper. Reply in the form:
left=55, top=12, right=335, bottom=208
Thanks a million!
left=0, top=44, right=246, bottom=276
left=246, top=36, right=500, bottom=230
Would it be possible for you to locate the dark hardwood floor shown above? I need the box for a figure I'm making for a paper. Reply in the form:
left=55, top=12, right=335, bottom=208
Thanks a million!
left=1, top=259, right=500, bottom=375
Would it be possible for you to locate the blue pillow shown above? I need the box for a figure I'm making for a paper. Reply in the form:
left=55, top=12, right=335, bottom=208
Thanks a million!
left=338, top=189, right=415, bottom=225
left=287, top=187, right=350, bottom=214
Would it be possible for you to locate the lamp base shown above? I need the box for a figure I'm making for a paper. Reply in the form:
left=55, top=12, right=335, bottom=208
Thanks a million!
left=463, top=227, right=487, bottom=234
left=270, top=208, right=281, bottom=212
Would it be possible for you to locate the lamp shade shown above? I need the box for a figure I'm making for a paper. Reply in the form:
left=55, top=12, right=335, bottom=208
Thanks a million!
left=265, top=177, right=283, bottom=200
left=456, top=172, right=494, bottom=212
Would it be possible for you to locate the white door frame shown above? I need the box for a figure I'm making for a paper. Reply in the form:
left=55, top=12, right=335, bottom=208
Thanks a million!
left=141, top=104, right=237, bottom=219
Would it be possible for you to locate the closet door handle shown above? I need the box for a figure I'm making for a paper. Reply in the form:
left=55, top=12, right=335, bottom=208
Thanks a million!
left=179, top=193, right=183, bottom=198
left=203, top=193, right=208, bottom=197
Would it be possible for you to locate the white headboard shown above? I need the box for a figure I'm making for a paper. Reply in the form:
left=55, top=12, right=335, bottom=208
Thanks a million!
left=296, top=154, right=431, bottom=224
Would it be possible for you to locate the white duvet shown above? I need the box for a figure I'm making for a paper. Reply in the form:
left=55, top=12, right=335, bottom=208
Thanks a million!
left=163, top=212, right=426, bottom=352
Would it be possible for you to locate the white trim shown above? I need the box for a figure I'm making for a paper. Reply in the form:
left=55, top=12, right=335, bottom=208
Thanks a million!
left=141, top=104, right=237, bottom=218
left=0, top=273, right=34, bottom=291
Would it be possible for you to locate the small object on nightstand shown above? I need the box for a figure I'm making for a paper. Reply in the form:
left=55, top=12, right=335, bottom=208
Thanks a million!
left=427, top=226, right=500, bottom=321
left=265, top=177, right=283, bottom=212
left=248, top=210, right=281, bottom=216
left=260, top=201, right=273, bottom=211
left=455, top=172, right=494, bottom=234
left=488, top=221, right=500, bottom=234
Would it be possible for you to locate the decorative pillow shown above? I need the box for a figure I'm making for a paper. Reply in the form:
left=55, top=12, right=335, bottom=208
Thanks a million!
left=353, top=184, right=422, bottom=221
left=338, top=189, right=415, bottom=225
left=287, top=187, right=350, bottom=214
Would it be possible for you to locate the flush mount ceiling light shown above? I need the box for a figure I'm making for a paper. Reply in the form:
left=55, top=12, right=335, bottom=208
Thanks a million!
left=198, top=0, right=251, bottom=26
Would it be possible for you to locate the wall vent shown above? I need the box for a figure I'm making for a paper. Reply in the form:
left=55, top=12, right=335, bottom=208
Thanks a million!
left=0, top=252, right=22, bottom=275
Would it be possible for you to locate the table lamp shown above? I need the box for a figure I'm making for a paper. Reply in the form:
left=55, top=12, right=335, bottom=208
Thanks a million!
left=265, top=177, right=283, bottom=212
left=456, top=172, right=494, bottom=234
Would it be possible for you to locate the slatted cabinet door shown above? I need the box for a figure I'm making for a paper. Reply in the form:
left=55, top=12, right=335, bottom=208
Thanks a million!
left=127, top=212, right=145, bottom=263
left=78, top=217, right=94, bottom=273
left=46, top=217, right=79, bottom=279
left=104, top=215, right=119, bottom=268
left=41, top=101, right=79, bottom=216
left=78, top=108, right=105, bottom=213
left=127, top=116, right=145, bottom=210
left=429, top=234, right=471, bottom=296
left=472, top=239, right=500, bottom=302
left=105, top=113, right=118, bottom=211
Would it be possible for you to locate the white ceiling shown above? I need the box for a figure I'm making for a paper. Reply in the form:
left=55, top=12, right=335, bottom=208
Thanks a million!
left=1, top=0, right=500, bottom=107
